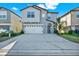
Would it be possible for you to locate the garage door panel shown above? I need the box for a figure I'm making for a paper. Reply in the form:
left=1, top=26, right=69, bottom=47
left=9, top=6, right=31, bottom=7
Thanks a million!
left=24, top=25, right=43, bottom=33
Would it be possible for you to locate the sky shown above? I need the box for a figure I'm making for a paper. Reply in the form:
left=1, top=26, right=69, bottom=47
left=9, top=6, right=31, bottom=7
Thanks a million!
left=0, top=3, right=79, bottom=17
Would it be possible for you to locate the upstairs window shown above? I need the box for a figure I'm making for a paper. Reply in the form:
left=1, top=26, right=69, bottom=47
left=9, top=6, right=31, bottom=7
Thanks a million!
left=27, top=11, right=35, bottom=18
left=77, top=15, right=79, bottom=18
left=31, top=12, right=35, bottom=18
left=0, top=15, right=6, bottom=19
left=76, top=12, right=79, bottom=18
left=27, top=12, right=30, bottom=18
left=0, top=11, right=7, bottom=19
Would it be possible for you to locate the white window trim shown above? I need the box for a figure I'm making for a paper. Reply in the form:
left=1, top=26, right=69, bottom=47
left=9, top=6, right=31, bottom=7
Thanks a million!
left=27, top=11, right=35, bottom=18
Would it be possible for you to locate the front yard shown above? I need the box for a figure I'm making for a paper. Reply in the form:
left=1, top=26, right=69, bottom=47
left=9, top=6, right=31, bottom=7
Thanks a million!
left=60, top=34, right=79, bottom=43
left=54, top=21, right=79, bottom=43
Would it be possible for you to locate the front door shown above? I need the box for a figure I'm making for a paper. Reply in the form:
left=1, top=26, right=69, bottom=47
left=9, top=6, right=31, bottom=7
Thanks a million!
left=47, top=23, right=52, bottom=33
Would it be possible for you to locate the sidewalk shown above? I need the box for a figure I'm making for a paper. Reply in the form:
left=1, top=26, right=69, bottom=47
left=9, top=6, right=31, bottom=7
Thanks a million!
left=0, top=37, right=16, bottom=48
left=0, top=41, right=16, bottom=56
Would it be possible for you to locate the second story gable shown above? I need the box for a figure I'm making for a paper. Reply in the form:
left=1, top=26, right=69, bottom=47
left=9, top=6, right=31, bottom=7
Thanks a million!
left=21, top=6, right=58, bottom=24
left=21, top=6, right=41, bottom=23
left=0, top=7, right=10, bottom=23
left=0, top=7, right=21, bottom=23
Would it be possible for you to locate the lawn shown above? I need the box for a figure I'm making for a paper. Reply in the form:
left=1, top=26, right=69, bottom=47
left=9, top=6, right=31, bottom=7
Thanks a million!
left=61, top=34, right=79, bottom=43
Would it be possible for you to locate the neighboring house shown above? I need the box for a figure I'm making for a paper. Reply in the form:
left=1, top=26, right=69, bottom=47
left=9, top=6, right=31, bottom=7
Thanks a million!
left=0, top=7, right=22, bottom=33
left=59, top=7, right=79, bottom=32
left=21, top=6, right=58, bottom=34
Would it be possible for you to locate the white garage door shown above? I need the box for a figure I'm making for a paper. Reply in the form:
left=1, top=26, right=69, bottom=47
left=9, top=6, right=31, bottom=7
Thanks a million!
left=24, top=24, right=43, bottom=34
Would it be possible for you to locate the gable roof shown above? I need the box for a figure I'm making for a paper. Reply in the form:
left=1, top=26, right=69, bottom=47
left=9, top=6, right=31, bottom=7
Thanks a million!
left=20, top=5, right=58, bottom=14
left=33, top=5, right=47, bottom=11
left=59, top=7, right=79, bottom=19
left=0, top=7, right=21, bottom=18
left=20, top=6, right=41, bottom=11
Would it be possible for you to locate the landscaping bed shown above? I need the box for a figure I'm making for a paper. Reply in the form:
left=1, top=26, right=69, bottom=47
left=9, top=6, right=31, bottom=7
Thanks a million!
left=60, top=34, right=79, bottom=43
left=61, top=34, right=79, bottom=43
left=0, top=31, right=24, bottom=42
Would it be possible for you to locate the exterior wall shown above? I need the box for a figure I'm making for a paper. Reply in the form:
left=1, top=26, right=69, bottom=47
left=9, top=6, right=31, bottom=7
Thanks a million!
left=60, top=13, right=72, bottom=32
left=0, top=8, right=11, bottom=31
left=47, top=13, right=57, bottom=23
left=11, top=12, right=22, bottom=33
left=71, top=11, right=79, bottom=26
left=66, top=13, right=71, bottom=26
left=0, top=8, right=11, bottom=23
left=60, top=13, right=71, bottom=27
left=71, top=11, right=79, bottom=30
left=38, top=8, right=47, bottom=33
left=22, top=7, right=41, bottom=23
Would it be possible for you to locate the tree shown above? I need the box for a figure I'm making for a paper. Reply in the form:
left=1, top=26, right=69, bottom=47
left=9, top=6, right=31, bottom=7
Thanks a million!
left=53, top=18, right=66, bottom=34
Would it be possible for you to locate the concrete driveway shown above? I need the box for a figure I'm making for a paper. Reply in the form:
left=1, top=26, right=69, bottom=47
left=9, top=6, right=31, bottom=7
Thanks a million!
left=7, top=34, right=79, bottom=56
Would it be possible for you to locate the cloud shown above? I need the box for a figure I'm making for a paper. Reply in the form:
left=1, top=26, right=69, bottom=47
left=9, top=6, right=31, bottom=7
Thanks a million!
left=45, top=3, right=59, bottom=9
left=12, top=7, right=18, bottom=10
left=37, top=4, right=47, bottom=9
left=37, top=3, right=59, bottom=9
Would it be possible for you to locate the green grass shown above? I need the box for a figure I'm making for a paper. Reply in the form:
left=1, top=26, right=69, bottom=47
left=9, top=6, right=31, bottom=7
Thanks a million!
left=0, top=37, right=11, bottom=42
left=61, top=34, right=79, bottom=43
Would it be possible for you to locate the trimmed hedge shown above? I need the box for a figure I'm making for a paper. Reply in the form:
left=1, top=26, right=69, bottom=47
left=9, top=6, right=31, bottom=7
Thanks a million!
left=0, top=30, right=24, bottom=37
left=0, top=32, right=9, bottom=37
left=10, top=30, right=24, bottom=37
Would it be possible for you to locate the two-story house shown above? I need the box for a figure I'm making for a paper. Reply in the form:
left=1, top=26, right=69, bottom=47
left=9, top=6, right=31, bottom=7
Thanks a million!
left=0, top=7, right=22, bottom=33
left=21, top=6, right=58, bottom=34
left=59, top=7, right=79, bottom=32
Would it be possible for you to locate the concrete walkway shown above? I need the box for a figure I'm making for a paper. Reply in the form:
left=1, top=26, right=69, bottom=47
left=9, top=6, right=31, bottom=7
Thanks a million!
left=0, top=41, right=16, bottom=56
left=6, top=34, right=79, bottom=56
left=0, top=37, right=16, bottom=48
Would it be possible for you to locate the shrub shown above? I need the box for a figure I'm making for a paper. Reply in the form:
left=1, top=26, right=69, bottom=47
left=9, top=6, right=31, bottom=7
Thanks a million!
left=9, top=30, right=24, bottom=37
left=0, top=30, right=24, bottom=37
left=68, top=30, right=74, bottom=34
left=0, top=32, right=8, bottom=37
left=67, top=30, right=79, bottom=36
left=10, top=31, right=19, bottom=37
left=20, top=30, right=24, bottom=34
left=53, top=28, right=59, bottom=34
left=75, top=29, right=79, bottom=34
